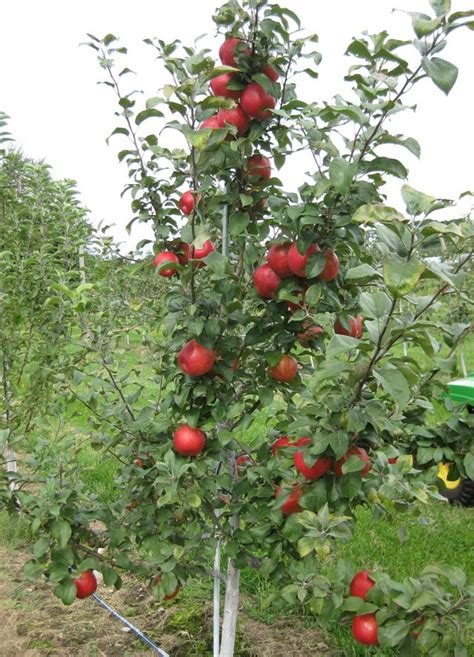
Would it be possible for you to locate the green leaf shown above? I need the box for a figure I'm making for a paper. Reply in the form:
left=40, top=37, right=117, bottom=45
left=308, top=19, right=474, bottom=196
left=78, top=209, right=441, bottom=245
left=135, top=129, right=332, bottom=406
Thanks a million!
left=383, top=255, right=425, bottom=296
left=229, top=212, right=250, bottom=236
left=373, top=366, right=410, bottom=408
left=54, top=580, right=77, bottom=606
left=51, top=520, right=72, bottom=548
left=353, top=204, right=405, bottom=224
left=306, top=252, right=327, bottom=278
left=464, top=453, right=474, bottom=479
left=297, top=537, right=316, bottom=557
left=395, top=454, right=413, bottom=474
left=33, top=537, right=50, bottom=558
left=205, top=251, right=227, bottom=276
left=342, top=455, right=365, bottom=474
left=329, top=432, right=350, bottom=459
left=449, top=10, right=474, bottom=23
left=422, top=565, right=466, bottom=588
left=378, top=619, right=410, bottom=648
left=359, top=292, right=392, bottom=319
left=401, top=185, right=436, bottom=215
left=329, top=158, right=356, bottom=195
left=408, top=589, right=439, bottom=611
left=326, top=334, right=361, bottom=357
left=412, top=14, right=443, bottom=38
left=135, top=108, right=164, bottom=125
left=430, top=0, right=451, bottom=16
left=422, top=56, right=459, bottom=95
left=362, top=157, right=408, bottom=179
left=345, top=264, right=381, bottom=281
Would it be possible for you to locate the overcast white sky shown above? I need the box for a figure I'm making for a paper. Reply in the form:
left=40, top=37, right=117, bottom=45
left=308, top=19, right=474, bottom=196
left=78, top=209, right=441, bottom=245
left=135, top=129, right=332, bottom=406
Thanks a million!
left=1, top=1, right=473, bottom=251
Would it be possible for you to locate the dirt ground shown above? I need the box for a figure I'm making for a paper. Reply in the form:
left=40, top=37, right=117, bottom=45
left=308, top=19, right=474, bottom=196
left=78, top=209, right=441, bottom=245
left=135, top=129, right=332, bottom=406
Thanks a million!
left=0, top=547, right=337, bottom=657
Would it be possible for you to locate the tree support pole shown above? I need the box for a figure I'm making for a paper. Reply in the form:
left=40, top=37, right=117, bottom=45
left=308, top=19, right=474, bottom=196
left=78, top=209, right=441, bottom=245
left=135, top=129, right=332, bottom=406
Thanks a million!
left=213, top=536, right=222, bottom=657
left=219, top=558, right=240, bottom=657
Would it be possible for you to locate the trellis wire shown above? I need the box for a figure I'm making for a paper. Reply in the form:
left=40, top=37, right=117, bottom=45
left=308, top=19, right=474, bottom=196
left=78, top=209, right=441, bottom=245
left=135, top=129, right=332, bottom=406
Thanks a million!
left=92, top=593, right=170, bottom=656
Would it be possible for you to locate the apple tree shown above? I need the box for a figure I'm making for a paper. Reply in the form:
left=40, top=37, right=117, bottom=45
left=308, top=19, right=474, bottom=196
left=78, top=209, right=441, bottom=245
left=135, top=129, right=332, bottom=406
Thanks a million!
left=0, top=126, right=94, bottom=499
left=3, top=2, right=474, bottom=656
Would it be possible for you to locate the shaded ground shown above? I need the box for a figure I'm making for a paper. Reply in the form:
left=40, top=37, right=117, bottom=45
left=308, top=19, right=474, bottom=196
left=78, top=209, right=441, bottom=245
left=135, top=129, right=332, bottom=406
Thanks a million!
left=0, top=547, right=336, bottom=657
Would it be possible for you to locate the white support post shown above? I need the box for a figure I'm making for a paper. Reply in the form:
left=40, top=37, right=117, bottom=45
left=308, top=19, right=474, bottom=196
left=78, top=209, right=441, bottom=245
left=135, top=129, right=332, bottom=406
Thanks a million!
left=219, top=559, right=240, bottom=657
left=79, top=244, right=86, bottom=284
left=4, top=446, right=17, bottom=492
left=213, top=537, right=222, bottom=657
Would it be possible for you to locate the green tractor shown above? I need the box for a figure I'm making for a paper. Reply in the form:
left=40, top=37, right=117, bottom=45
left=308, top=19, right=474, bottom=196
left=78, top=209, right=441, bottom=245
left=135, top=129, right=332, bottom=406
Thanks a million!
left=436, top=376, right=474, bottom=507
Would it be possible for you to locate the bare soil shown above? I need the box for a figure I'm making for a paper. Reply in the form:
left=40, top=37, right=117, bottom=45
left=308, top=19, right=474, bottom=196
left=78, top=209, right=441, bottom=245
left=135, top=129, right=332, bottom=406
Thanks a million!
left=0, top=547, right=337, bottom=656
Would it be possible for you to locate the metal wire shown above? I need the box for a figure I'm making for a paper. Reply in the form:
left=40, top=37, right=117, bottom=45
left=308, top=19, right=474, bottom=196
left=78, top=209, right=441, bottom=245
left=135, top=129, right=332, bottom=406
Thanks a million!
left=92, top=593, right=170, bottom=656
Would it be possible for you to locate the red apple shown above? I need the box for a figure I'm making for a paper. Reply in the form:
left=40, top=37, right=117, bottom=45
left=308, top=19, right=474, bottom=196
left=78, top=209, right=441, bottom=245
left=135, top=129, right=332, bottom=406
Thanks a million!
left=200, top=115, right=223, bottom=130
left=262, top=64, right=279, bottom=82
left=240, top=82, right=276, bottom=120
left=210, top=72, right=241, bottom=99
left=271, top=436, right=307, bottom=456
left=350, top=570, right=375, bottom=600
left=192, top=240, right=215, bottom=260
left=246, top=154, right=272, bottom=179
left=267, top=242, right=293, bottom=278
left=179, top=190, right=200, bottom=215
left=176, top=242, right=192, bottom=265
left=319, top=249, right=339, bottom=281
left=218, top=107, right=249, bottom=136
left=153, top=251, right=180, bottom=277
left=271, top=436, right=291, bottom=455
left=236, top=454, right=252, bottom=472
left=334, top=315, right=363, bottom=339
left=275, top=484, right=303, bottom=514
left=74, top=571, right=97, bottom=599
left=352, top=614, right=379, bottom=646
left=253, top=263, right=281, bottom=299
left=297, top=324, right=323, bottom=346
left=178, top=339, right=215, bottom=376
left=293, top=438, right=332, bottom=481
left=334, top=445, right=371, bottom=478
left=219, top=37, right=250, bottom=67
left=173, top=424, right=206, bottom=457
left=388, top=457, right=398, bottom=465
left=268, top=354, right=298, bottom=382
left=134, top=458, right=144, bottom=467
left=287, top=243, right=320, bottom=278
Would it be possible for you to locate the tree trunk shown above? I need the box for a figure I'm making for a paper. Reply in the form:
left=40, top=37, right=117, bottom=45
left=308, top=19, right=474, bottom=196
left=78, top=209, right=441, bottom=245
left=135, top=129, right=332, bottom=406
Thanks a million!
left=219, top=558, right=240, bottom=657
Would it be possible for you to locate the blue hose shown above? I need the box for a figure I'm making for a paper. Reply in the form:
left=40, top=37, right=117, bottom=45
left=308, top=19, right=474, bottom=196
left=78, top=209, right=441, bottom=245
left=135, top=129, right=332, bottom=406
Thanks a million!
left=92, top=592, right=170, bottom=656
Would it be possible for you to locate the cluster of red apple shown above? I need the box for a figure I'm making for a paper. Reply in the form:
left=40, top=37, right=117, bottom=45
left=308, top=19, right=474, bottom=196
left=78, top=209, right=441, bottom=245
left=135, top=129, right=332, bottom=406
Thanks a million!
left=172, top=336, right=310, bottom=457
left=153, top=191, right=215, bottom=277
left=272, top=438, right=371, bottom=514
left=201, top=36, right=278, bottom=135
left=254, top=241, right=364, bottom=339
left=153, top=36, right=277, bottom=276
left=348, top=569, right=424, bottom=645
left=349, top=570, right=379, bottom=645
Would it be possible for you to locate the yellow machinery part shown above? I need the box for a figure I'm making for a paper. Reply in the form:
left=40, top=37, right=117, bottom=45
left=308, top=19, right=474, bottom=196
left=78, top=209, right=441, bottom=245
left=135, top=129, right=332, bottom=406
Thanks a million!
left=437, top=462, right=462, bottom=490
